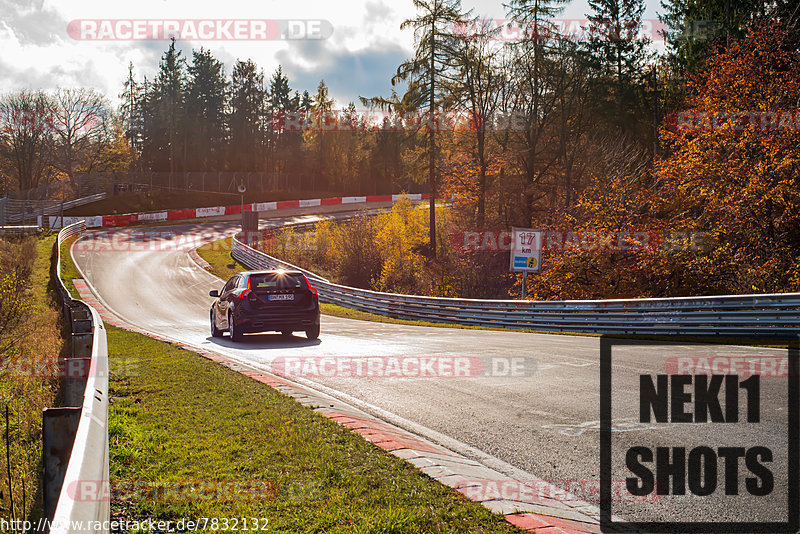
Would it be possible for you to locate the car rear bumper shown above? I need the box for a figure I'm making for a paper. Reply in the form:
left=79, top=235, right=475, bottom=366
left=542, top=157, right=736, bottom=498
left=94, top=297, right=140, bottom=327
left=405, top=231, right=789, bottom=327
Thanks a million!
left=235, top=306, right=320, bottom=333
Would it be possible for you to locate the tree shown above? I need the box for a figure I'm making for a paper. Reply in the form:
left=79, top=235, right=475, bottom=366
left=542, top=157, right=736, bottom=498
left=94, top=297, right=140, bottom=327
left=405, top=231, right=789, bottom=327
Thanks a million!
left=119, top=63, right=143, bottom=159
left=393, top=0, right=465, bottom=257
left=585, top=0, right=652, bottom=132
left=186, top=48, right=228, bottom=171
left=268, top=66, right=298, bottom=113
left=267, top=66, right=300, bottom=174
left=503, top=0, right=570, bottom=224
left=229, top=59, right=264, bottom=172
left=659, top=0, right=763, bottom=76
left=149, top=39, right=187, bottom=173
left=304, top=80, right=335, bottom=188
left=654, top=21, right=800, bottom=293
left=0, top=90, right=55, bottom=191
left=447, top=18, right=503, bottom=226
left=50, top=88, right=112, bottom=189
left=548, top=36, right=597, bottom=208
left=300, top=90, right=313, bottom=113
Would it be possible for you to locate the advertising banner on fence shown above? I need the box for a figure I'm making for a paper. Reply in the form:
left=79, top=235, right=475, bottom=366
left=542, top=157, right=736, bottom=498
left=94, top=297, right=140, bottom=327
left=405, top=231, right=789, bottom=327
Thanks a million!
left=41, top=215, right=104, bottom=229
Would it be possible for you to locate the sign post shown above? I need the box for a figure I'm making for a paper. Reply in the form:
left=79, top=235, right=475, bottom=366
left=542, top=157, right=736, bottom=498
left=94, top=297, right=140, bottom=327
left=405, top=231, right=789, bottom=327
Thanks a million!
left=509, top=227, right=542, bottom=300
left=238, top=183, right=247, bottom=231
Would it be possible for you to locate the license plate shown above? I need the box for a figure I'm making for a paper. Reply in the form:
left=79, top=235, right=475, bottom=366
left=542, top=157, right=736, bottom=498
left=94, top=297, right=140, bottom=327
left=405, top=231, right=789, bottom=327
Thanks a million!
left=268, top=294, right=294, bottom=301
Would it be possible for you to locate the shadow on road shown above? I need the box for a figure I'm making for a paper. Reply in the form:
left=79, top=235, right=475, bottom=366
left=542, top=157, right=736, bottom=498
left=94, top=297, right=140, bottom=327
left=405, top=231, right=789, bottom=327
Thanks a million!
left=205, top=333, right=322, bottom=350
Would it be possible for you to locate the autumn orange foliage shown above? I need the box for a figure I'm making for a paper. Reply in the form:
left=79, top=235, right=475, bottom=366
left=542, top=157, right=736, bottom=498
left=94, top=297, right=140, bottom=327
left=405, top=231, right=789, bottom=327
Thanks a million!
left=529, top=21, right=800, bottom=299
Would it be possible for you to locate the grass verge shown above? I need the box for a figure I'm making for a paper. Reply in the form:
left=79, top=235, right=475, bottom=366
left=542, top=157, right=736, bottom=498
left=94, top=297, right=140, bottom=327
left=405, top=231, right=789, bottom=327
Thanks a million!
left=106, top=325, right=519, bottom=533
left=0, top=234, right=64, bottom=523
left=196, top=238, right=247, bottom=282
left=58, top=235, right=81, bottom=299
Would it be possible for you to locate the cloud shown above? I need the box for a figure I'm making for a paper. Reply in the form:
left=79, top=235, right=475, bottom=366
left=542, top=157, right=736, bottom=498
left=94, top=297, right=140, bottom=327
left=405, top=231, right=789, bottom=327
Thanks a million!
left=277, top=39, right=409, bottom=106
left=0, top=0, right=67, bottom=47
left=364, top=1, right=393, bottom=23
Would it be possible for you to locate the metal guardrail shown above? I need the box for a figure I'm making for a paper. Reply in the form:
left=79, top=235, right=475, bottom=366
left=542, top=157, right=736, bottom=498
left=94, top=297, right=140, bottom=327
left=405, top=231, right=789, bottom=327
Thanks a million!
left=1, top=193, right=108, bottom=225
left=45, top=221, right=110, bottom=533
left=232, top=230, right=800, bottom=337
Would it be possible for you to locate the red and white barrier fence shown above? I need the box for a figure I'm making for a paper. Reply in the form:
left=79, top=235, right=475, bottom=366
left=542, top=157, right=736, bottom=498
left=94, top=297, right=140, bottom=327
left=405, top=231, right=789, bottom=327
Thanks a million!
left=40, top=193, right=428, bottom=230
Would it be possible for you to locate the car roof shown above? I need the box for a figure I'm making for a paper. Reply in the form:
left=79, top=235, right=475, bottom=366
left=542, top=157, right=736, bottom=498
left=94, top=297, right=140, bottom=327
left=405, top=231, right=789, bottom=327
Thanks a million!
left=239, top=270, right=304, bottom=276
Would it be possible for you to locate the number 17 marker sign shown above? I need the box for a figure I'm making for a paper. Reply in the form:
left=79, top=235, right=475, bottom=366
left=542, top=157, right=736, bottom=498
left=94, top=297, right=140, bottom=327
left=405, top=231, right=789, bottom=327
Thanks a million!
left=510, top=227, right=542, bottom=272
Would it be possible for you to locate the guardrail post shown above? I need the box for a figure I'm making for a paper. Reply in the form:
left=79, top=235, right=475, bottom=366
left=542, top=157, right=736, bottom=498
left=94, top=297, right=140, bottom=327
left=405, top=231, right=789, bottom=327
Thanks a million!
left=64, top=305, right=93, bottom=407
left=42, top=407, right=81, bottom=523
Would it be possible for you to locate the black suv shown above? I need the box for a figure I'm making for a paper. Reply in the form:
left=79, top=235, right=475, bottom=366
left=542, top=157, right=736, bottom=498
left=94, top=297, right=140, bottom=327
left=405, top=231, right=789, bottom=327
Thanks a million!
left=210, top=270, right=321, bottom=341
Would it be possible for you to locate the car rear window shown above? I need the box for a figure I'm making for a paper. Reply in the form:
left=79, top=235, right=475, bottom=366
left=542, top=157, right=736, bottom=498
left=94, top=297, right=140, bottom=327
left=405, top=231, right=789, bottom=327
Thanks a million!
left=249, top=273, right=306, bottom=290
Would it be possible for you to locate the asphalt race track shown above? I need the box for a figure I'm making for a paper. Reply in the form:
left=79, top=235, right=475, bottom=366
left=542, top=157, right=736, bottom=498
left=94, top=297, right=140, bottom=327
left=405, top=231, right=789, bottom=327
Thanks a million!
left=71, top=216, right=793, bottom=527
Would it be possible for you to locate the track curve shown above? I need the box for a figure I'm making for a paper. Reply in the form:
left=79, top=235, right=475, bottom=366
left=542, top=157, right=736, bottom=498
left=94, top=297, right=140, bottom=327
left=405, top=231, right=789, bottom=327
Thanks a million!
left=71, top=216, right=791, bottom=525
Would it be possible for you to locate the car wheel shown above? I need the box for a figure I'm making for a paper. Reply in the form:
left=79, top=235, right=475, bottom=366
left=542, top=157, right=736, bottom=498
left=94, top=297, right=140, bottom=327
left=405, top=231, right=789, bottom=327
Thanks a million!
left=210, top=310, right=223, bottom=338
left=305, top=324, right=320, bottom=340
left=229, top=312, right=243, bottom=342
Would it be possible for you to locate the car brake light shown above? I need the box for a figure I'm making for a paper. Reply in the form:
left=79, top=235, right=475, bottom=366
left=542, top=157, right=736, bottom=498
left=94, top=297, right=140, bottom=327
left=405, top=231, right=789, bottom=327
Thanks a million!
left=239, top=277, right=251, bottom=300
left=303, top=275, right=318, bottom=298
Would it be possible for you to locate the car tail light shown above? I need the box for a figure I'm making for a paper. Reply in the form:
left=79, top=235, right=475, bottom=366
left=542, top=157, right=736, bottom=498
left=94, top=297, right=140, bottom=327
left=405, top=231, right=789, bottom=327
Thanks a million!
left=239, top=277, right=251, bottom=300
left=303, top=275, right=318, bottom=298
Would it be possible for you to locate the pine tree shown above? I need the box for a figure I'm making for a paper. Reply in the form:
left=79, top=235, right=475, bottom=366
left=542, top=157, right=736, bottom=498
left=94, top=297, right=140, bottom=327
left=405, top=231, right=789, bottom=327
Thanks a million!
left=186, top=48, right=228, bottom=171
left=119, top=63, right=143, bottom=157
left=300, top=91, right=313, bottom=113
left=659, top=0, right=763, bottom=76
left=585, top=0, right=652, bottom=132
left=267, top=66, right=302, bottom=174
left=306, top=80, right=336, bottom=188
left=229, top=59, right=264, bottom=172
left=269, top=66, right=295, bottom=114
left=150, top=39, right=187, bottom=173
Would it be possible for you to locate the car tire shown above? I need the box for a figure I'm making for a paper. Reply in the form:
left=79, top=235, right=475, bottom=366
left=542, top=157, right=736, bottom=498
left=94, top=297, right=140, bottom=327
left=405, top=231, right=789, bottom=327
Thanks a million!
left=210, top=310, right=223, bottom=338
left=229, top=312, right=243, bottom=342
left=305, top=324, right=320, bottom=340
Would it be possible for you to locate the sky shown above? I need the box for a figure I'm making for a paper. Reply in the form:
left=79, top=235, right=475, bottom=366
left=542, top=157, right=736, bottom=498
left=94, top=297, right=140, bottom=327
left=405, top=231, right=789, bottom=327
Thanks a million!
left=0, top=0, right=666, bottom=109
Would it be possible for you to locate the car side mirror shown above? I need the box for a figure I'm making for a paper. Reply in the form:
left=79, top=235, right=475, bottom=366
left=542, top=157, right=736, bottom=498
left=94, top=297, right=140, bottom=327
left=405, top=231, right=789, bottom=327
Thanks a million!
left=209, top=290, right=219, bottom=298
